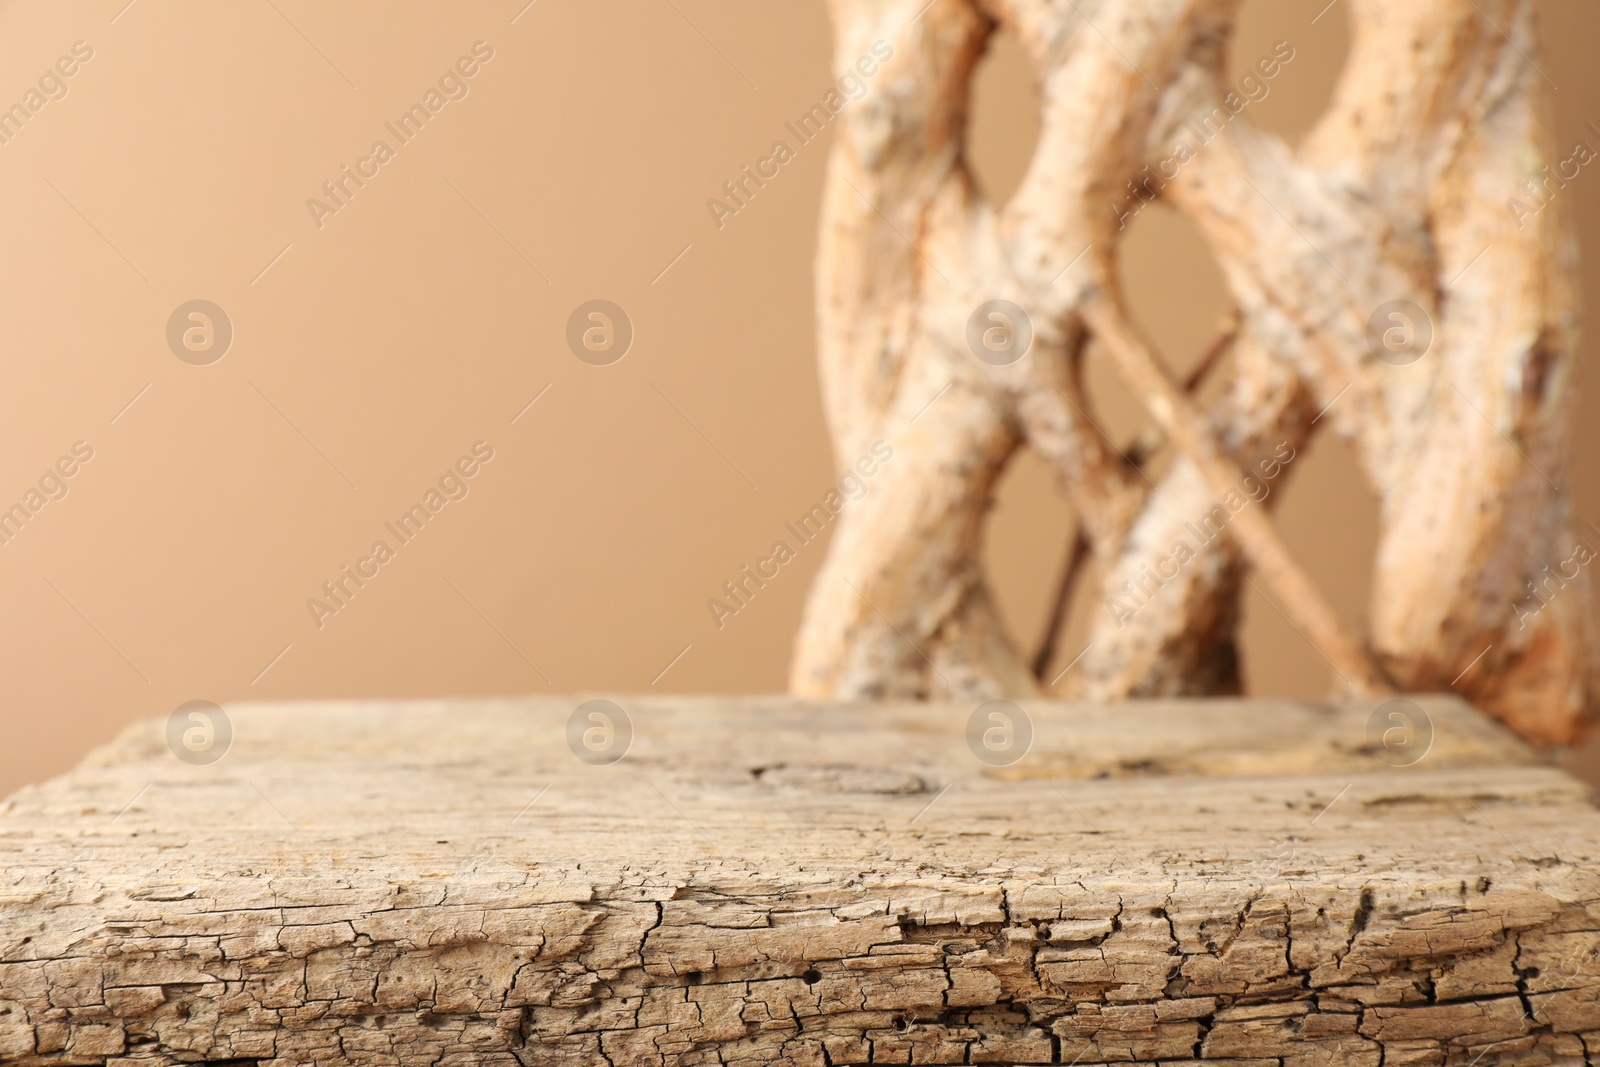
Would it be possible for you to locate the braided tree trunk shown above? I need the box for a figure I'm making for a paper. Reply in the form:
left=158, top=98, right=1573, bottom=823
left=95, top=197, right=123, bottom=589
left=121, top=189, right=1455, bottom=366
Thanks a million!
left=789, top=0, right=1595, bottom=746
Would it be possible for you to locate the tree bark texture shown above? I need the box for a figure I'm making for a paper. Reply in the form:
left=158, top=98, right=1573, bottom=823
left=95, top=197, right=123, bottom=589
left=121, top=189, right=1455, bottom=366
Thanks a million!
left=788, top=0, right=1595, bottom=747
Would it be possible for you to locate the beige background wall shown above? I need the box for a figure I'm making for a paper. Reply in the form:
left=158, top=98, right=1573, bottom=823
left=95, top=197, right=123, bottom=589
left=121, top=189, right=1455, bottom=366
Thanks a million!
left=0, top=0, right=1595, bottom=797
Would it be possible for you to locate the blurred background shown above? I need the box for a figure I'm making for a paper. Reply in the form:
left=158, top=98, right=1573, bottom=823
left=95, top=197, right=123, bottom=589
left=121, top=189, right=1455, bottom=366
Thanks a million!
left=0, top=0, right=1596, bottom=797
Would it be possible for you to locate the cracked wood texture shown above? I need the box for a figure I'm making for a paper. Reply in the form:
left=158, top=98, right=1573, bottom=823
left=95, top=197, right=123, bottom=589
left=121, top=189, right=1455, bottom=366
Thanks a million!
left=789, top=0, right=1597, bottom=747
left=1, top=695, right=1598, bottom=1065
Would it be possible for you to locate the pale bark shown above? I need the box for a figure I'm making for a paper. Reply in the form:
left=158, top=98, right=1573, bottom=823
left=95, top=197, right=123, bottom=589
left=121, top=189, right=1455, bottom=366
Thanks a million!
left=791, top=0, right=1596, bottom=745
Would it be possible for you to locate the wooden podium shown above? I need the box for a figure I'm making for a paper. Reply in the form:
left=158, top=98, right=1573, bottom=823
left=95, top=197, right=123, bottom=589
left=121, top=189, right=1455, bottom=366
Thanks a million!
left=1, top=696, right=1595, bottom=1065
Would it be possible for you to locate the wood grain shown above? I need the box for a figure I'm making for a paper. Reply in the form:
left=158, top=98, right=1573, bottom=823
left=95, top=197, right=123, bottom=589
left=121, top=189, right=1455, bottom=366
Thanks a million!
left=0, top=695, right=1595, bottom=1064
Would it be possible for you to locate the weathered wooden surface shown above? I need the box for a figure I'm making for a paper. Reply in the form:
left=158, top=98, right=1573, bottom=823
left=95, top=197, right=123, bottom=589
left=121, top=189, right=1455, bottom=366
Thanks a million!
left=1, top=695, right=1597, bottom=1065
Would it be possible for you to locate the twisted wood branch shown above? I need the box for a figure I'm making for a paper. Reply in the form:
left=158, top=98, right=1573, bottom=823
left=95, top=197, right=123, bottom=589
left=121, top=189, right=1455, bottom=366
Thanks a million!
left=791, top=0, right=1594, bottom=744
